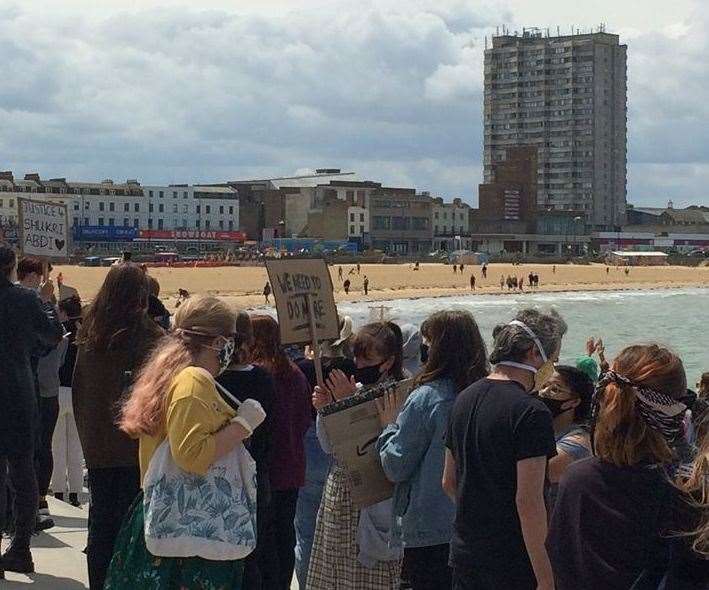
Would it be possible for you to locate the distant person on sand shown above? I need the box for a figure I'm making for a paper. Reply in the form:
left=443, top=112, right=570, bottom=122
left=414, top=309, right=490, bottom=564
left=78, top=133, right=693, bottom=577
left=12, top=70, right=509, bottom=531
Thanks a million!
left=519, top=276, right=524, bottom=291
left=460, top=264, right=465, bottom=273
left=470, top=274, right=476, bottom=290
left=343, top=278, right=351, bottom=294
left=624, top=267, right=630, bottom=276
left=553, top=265, right=556, bottom=274
left=176, top=288, right=190, bottom=308
left=338, top=266, right=343, bottom=281
left=348, top=267, right=356, bottom=275
left=363, top=276, right=369, bottom=296
left=453, top=264, right=457, bottom=274
left=500, top=275, right=505, bottom=290
left=534, top=273, right=540, bottom=288
left=606, top=267, right=610, bottom=275
left=482, top=264, right=488, bottom=279
left=414, top=262, right=420, bottom=271
left=357, top=264, right=361, bottom=275
left=528, top=272, right=534, bottom=288
left=263, top=281, right=272, bottom=304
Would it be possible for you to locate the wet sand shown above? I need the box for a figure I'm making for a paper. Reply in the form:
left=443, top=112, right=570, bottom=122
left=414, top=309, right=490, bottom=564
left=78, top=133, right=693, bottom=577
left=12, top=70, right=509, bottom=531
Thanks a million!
left=53, top=262, right=709, bottom=310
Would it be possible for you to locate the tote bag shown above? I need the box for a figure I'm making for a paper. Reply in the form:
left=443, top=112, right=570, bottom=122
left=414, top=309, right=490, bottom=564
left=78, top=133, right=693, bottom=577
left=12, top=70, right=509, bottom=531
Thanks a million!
left=143, top=437, right=257, bottom=560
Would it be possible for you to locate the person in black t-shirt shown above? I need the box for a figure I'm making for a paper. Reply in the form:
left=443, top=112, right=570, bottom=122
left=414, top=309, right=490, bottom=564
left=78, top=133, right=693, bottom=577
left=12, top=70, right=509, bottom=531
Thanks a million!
left=217, top=311, right=276, bottom=590
left=444, top=308, right=567, bottom=590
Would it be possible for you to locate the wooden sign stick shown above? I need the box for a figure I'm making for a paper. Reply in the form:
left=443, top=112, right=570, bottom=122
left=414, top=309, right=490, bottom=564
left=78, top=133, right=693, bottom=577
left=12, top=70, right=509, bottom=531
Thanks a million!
left=306, top=292, right=324, bottom=387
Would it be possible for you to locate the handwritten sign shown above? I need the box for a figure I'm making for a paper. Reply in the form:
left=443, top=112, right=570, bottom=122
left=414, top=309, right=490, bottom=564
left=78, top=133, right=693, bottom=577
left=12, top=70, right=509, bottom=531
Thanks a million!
left=265, top=258, right=339, bottom=345
left=18, top=198, right=69, bottom=258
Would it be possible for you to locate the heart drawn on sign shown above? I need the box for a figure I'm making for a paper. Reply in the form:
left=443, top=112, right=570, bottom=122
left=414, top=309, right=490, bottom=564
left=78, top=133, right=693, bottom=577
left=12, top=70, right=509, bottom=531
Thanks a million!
left=55, top=239, right=65, bottom=251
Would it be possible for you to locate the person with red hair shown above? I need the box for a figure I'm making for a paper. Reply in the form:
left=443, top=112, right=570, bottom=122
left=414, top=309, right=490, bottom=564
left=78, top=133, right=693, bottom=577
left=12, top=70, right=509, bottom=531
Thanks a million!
left=547, top=344, right=693, bottom=590
left=250, top=315, right=312, bottom=590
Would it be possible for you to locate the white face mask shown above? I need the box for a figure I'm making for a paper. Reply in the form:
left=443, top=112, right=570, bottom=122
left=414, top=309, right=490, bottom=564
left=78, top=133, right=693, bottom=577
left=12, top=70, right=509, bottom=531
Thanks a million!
left=496, top=320, right=551, bottom=378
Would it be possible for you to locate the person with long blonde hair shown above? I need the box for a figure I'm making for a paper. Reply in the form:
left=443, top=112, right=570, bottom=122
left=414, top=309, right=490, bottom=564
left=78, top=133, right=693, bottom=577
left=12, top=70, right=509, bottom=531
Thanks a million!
left=547, top=344, right=692, bottom=590
left=104, top=296, right=266, bottom=589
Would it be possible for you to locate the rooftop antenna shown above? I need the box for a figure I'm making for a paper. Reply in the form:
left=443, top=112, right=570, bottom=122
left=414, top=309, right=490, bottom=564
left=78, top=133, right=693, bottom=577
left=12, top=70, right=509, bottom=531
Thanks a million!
left=496, top=25, right=499, bottom=35
left=557, top=25, right=560, bottom=36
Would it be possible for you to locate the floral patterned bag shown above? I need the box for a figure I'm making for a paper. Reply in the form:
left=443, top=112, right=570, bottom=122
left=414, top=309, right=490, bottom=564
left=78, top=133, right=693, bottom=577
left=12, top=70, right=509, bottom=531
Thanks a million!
left=142, top=439, right=257, bottom=560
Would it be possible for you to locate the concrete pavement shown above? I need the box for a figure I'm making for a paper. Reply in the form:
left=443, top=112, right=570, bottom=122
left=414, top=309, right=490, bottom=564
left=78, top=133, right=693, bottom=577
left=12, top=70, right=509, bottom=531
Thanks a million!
left=2, top=497, right=299, bottom=589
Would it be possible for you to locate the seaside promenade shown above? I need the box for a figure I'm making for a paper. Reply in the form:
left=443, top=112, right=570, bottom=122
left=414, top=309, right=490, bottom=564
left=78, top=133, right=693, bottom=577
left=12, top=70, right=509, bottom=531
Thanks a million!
left=1, top=498, right=299, bottom=589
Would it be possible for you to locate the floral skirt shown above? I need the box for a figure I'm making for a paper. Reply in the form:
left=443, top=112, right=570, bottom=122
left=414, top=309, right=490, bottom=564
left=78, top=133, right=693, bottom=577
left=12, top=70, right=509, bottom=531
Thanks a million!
left=105, top=494, right=244, bottom=590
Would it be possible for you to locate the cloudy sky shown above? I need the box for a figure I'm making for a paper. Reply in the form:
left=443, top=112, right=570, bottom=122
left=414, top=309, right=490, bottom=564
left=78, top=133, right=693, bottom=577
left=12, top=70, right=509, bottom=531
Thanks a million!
left=1, top=0, right=706, bottom=207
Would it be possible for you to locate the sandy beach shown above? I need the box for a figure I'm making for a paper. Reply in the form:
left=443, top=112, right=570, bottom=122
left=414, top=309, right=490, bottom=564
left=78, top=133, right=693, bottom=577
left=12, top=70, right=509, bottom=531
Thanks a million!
left=52, top=262, right=709, bottom=310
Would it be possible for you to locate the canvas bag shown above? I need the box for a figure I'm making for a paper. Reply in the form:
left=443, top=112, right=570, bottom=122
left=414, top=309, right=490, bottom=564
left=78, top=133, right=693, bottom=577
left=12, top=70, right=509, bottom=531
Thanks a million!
left=142, top=383, right=258, bottom=560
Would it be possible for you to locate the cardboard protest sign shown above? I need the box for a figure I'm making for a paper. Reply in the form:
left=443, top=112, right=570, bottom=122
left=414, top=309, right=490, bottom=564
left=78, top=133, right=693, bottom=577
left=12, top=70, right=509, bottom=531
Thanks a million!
left=18, top=198, right=69, bottom=258
left=320, top=379, right=414, bottom=508
left=265, top=258, right=339, bottom=346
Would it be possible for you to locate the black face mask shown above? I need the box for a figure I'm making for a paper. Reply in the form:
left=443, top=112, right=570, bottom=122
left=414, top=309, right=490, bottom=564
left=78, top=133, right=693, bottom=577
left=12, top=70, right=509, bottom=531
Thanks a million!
left=420, top=343, right=429, bottom=365
left=355, top=362, right=384, bottom=385
left=540, top=396, right=573, bottom=418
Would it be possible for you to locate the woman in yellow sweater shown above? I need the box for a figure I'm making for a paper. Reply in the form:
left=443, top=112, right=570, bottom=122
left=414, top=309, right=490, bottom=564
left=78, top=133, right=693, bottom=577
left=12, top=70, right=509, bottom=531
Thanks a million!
left=104, top=296, right=266, bottom=589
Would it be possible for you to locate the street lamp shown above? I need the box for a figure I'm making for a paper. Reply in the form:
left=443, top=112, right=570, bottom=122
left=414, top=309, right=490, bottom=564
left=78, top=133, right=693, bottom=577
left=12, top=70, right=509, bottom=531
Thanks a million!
left=572, top=216, right=583, bottom=256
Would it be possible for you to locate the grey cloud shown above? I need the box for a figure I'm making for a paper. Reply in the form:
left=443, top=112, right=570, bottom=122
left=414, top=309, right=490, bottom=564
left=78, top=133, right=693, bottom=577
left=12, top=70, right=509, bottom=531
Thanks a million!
left=0, top=1, right=706, bottom=206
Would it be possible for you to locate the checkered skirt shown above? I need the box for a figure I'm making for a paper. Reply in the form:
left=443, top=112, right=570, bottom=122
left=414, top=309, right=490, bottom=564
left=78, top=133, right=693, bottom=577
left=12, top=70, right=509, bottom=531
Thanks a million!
left=306, top=464, right=401, bottom=590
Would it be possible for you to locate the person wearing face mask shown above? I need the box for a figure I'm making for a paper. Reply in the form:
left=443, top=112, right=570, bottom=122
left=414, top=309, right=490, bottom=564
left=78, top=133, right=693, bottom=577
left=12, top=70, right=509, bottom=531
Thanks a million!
left=309, top=322, right=405, bottom=590
left=443, top=308, right=567, bottom=590
left=104, top=295, right=265, bottom=588
left=377, top=311, right=489, bottom=590
left=72, top=263, right=164, bottom=589
left=547, top=345, right=699, bottom=590
left=537, top=366, right=594, bottom=508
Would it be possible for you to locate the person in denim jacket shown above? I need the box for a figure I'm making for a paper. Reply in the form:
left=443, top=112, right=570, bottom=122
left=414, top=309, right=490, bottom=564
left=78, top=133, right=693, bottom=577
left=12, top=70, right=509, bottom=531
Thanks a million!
left=376, top=311, right=489, bottom=590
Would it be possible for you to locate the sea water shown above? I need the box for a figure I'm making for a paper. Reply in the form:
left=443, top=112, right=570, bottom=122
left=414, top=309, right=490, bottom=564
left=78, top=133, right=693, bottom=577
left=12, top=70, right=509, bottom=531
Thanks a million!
left=331, top=288, right=709, bottom=386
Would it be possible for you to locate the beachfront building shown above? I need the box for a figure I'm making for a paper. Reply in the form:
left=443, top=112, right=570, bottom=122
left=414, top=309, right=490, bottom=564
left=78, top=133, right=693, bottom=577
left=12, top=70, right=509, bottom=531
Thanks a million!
left=484, top=28, right=627, bottom=229
left=140, top=185, right=239, bottom=233
left=225, top=170, right=359, bottom=240
left=369, top=187, right=433, bottom=254
left=432, top=197, right=471, bottom=251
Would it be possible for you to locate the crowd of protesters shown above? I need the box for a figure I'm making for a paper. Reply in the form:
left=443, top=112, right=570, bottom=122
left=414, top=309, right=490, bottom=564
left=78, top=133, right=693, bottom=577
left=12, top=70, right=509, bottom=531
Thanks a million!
left=1, top=240, right=708, bottom=590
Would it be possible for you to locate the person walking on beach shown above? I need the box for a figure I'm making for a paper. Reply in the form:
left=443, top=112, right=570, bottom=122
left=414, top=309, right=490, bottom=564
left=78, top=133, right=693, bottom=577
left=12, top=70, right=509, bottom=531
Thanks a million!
left=453, top=264, right=457, bottom=274
left=0, top=245, right=63, bottom=577
left=470, top=274, right=476, bottom=290
left=519, top=276, right=524, bottom=291
left=528, top=272, right=534, bottom=289
left=460, top=264, right=465, bottom=273
left=363, top=276, right=370, bottom=296
left=338, top=266, right=343, bottom=281
left=72, top=263, right=163, bottom=589
left=377, top=311, right=489, bottom=590
left=444, top=309, right=567, bottom=590
left=500, top=275, right=505, bottom=291
left=357, top=264, right=361, bottom=275
left=263, top=281, right=272, bottom=304
left=482, top=264, right=488, bottom=279
left=343, top=278, right=351, bottom=294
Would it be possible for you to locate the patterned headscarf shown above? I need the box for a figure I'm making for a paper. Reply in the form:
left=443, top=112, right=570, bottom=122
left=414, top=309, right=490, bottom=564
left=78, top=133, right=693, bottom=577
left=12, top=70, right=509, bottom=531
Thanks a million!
left=591, top=370, right=688, bottom=448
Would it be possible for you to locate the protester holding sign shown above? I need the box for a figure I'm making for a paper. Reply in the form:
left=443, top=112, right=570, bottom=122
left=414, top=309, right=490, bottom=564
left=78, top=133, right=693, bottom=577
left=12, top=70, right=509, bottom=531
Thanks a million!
left=72, top=263, right=164, bottom=589
left=376, top=311, right=489, bottom=590
left=250, top=315, right=312, bottom=590
left=308, top=321, right=405, bottom=590
left=0, top=244, right=63, bottom=577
